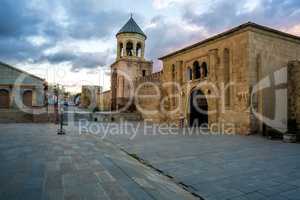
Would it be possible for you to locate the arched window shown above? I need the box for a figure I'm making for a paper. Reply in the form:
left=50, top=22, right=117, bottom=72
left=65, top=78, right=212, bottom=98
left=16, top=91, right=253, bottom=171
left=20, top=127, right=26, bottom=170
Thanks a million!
left=0, top=89, right=9, bottom=108
left=136, top=43, right=142, bottom=57
left=224, top=48, right=230, bottom=107
left=23, top=90, right=33, bottom=107
left=126, top=41, right=133, bottom=56
left=186, top=67, right=192, bottom=81
left=119, top=43, right=124, bottom=57
left=202, top=62, right=208, bottom=78
left=193, top=61, right=201, bottom=79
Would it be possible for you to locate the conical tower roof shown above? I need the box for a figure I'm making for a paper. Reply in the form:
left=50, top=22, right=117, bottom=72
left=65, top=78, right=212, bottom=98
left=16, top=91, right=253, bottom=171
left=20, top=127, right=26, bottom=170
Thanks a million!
left=116, top=17, right=146, bottom=38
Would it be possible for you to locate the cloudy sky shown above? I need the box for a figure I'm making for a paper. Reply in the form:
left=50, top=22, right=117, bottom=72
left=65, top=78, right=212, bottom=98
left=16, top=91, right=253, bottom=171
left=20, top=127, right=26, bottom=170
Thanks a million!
left=1, top=0, right=300, bottom=92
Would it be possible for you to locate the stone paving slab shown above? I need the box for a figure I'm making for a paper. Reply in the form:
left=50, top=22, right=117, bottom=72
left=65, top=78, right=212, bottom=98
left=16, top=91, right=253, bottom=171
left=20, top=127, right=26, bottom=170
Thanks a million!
left=0, top=123, right=197, bottom=200
left=85, top=122, right=300, bottom=200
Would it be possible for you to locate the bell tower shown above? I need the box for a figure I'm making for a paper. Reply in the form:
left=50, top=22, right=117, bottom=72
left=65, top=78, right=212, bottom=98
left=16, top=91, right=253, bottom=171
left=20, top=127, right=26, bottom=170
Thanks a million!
left=111, top=15, right=153, bottom=111
left=116, top=16, right=146, bottom=60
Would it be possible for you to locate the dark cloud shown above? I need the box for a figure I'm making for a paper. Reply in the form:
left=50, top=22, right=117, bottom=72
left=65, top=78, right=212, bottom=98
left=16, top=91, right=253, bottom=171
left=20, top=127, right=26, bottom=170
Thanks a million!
left=39, top=50, right=114, bottom=72
left=182, top=0, right=300, bottom=33
left=43, top=51, right=77, bottom=64
left=0, top=0, right=126, bottom=70
left=70, top=52, right=113, bottom=72
left=145, top=15, right=205, bottom=70
left=0, top=0, right=43, bottom=38
left=1, top=0, right=300, bottom=72
left=61, top=1, right=127, bottom=39
left=0, top=37, right=53, bottom=65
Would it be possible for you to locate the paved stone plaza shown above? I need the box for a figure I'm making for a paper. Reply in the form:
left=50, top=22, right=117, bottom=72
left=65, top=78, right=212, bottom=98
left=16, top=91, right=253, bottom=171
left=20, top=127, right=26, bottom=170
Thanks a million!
left=0, top=123, right=197, bottom=200
left=83, top=121, right=300, bottom=200
left=1, top=122, right=300, bottom=200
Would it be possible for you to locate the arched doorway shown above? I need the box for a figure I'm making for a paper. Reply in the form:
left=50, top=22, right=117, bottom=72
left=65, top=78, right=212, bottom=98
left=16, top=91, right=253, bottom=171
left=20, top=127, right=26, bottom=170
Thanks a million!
left=0, top=89, right=9, bottom=108
left=23, top=90, right=33, bottom=107
left=189, top=89, right=208, bottom=127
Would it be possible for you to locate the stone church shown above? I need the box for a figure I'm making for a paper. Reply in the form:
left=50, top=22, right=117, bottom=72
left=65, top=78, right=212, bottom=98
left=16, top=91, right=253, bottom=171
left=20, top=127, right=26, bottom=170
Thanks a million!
left=98, top=17, right=300, bottom=135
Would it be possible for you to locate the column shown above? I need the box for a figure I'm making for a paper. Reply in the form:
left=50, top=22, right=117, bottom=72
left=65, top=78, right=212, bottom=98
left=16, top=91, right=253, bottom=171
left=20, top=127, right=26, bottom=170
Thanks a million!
left=141, top=44, right=145, bottom=58
left=133, top=42, right=137, bottom=57
left=117, top=42, right=120, bottom=59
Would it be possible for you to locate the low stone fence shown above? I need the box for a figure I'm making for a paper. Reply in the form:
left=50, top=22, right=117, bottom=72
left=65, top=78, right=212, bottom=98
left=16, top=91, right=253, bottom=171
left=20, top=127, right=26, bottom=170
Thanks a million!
left=93, top=112, right=142, bottom=122
left=0, top=109, right=55, bottom=123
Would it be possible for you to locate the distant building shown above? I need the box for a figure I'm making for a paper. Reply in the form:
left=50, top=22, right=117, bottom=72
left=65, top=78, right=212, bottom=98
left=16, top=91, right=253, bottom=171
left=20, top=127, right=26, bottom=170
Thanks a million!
left=0, top=61, right=48, bottom=122
left=80, top=85, right=102, bottom=109
left=98, top=90, right=111, bottom=111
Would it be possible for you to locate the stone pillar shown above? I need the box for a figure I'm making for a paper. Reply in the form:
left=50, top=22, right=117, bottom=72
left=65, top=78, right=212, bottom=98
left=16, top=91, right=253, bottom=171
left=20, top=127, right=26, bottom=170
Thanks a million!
left=208, top=49, right=219, bottom=82
left=111, top=69, right=117, bottom=111
left=208, top=49, right=220, bottom=123
left=32, top=88, right=37, bottom=107
left=141, top=44, right=145, bottom=59
left=8, top=86, right=13, bottom=108
left=124, top=41, right=128, bottom=57
left=176, top=61, right=183, bottom=84
left=133, top=42, right=137, bottom=57
left=117, top=41, right=120, bottom=59
left=288, top=61, right=300, bottom=130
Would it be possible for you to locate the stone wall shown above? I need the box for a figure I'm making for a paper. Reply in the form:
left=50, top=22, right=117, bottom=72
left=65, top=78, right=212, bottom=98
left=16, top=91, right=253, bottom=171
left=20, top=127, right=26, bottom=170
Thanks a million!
left=93, top=112, right=142, bottom=122
left=159, top=26, right=300, bottom=135
left=0, top=108, right=53, bottom=123
left=0, top=62, right=47, bottom=124
left=80, top=85, right=101, bottom=109
left=160, top=30, right=251, bottom=134
left=134, top=72, right=164, bottom=122
left=0, top=62, right=45, bottom=107
left=98, top=90, right=112, bottom=111
left=288, top=61, right=300, bottom=130
left=111, top=58, right=153, bottom=111
left=249, top=28, right=300, bottom=133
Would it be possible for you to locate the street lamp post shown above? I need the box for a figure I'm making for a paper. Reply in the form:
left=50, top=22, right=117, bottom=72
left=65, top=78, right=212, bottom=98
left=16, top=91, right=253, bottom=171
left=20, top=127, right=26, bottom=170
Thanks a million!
left=57, top=108, right=65, bottom=135
left=54, top=85, right=59, bottom=124
left=55, top=84, right=66, bottom=135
